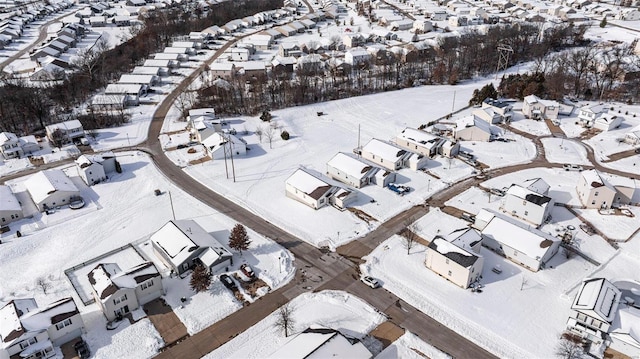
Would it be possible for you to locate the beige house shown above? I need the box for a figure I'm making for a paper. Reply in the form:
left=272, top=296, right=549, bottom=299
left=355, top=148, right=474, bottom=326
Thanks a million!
left=394, top=127, right=460, bottom=158
left=454, top=115, right=493, bottom=142
left=576, top=170, right=618, bottom=209
left=326, top=152, right=384, bottom=188
left=45, top=120, right=84, bottom=145
left=624, top=124, right=640, bottom=145
left=360, top=139, right=411, bottom=171
left=522, top=95, right=559, bottom=120
left=566, top=278, right=620, bottom=345
left=0, top=185, right=23, bottom=225
left=472, top=107, right=502, bottom=124
left=0, top=297, right=84, bottom=358
left=285, top=168, right=336, bottom=210
left=425, top=228, right=484, bottom=289
left=502, top=181, right=554, bottom=226
left=88, top=262, right=163, bottom=321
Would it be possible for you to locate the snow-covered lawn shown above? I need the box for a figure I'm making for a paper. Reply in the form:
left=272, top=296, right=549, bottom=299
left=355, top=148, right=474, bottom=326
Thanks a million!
left=458, top=133, right=536, bottom=169
left=574, top=207, right=640, bottom=241
left=508, top=112, right=551, bottom=137
left=204, top=290, right=386, bottom=358
left=376, top=331, right=451, bottom=359
left=541, top=138, right=592, bottom=166
left=361, top=230, right=597, bottom=358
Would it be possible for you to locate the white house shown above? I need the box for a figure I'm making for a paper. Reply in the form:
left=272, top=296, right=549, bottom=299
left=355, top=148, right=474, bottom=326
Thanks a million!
left=472, top=107, right=502, bottom=124
left=199, top=131, right=246, bottom=160
left=592, top=114, right=623, bottom=131
left=267, top=326, right=372, bottom=358
left=344, top=48, right=371, bottom=66
left=474, top=208, right=560, bottom=272
left=0, top=185, right=23, bottom=225
left=326, top=152, right=387, bottom=188
left=454, top=115, right=493, bottom=142
left=285, top=168, right=336, bottom=210
left=501, top=181, right=554, bottom=226
left=330, top=187, right=358, bottom=209
left=360, top=138, right=411, bottom=171
left=578, top=103, right=608, bottom=126
left=74, top=152, right=117, bottom=186
left=624, top=124, right=640, bottom=145
left=522, top=94, right=559, bottom=120
left=395, top=127, right=460, bottom=158
left=609, top=306, right=640, bottom=357
left=566, top=278, right=621, bottom=345
left=118, top=74, right=159, bottom=87
left=0, top=297, right=84, bottom=358
left=0, top=132, right=22, bottom=159
left=576, top=170, right=618, bottom=209
left=425, top=228, right=484, bottom=289
left=24, top=170, right=80, bottom=212
left=151, top=220, right=233, bottom=276
left=412, top=19, right=433, bottom=32
left=45, top=120, right=84, bottom=145
left=104, top=84, right=145, bottom=106
left=88, top=262, right=163, bottom=321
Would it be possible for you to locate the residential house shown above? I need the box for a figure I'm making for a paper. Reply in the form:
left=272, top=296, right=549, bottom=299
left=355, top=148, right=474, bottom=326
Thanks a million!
left=151, top=219, right=233, bottom=276
left=188, top=108, right=220, bottom=132
left=118, top=74, right=159, bottom=87
left=482, top=98, right=513, bottom=122
left=326, top=152, right=390, bottom=188
left=522, top=94, right=559, bottom=120
left=199, top=131, right=246, bottom=160
left=472, top=107, right=502, bottom=124
left=144, top=58, right=177, bottom=71
left=389, top=19, right=414, bottom=30
left=88, top=262, right=163, bottom=321
left=609, top=306, right=640, bottom=358
left=576, top=169, right=618, bottom=209
left=395, top=127, right=460, bottom=158
left=163, top=46, right=196, bottom=56
left=344, top=48, right=371, bottom=66
left=154, top=52, right=189, bottom=63
left=425, top=228, right=484, bottom=289
left=24, top=169, right=80, bottom=212
left=235, top=61, right=266, bottom=77
left=267, top=326, right=372, bottom=358
left=278, top=42, right=301, bottom=57
left=230, top=47, right=249, bottom=61
left=454, top=115, right=494, bottom=142
left=566, top=278, right=621, bottom=345
left=0, top=297, right=84, bottom=358
left=430, top=10, right=448, bottom=21
left=275, top=25, right=296, bottom=37
left=592, top=114, right=622, bottom=131
left=330, top=188, right=358, bottom=209
left=474, top=208, right=560, bottom=272
left=285, top=168, right=336, bottom=210
left=0, top=132, right=22, bottom=159
left=343, top=33, right=366, bottom=48
left=75, top=152, right=117, bottom=186
left=578, top=103, right=608, bottom=126
left=360, top=138, right=411, bottom=171
left=104, top=84, right=145, bottom=106
left=0, top=185, right=23, bottom=225
left=413, top=19, right=433, bottom=32
left=91, top=94, right=127, bottom=111
left=295, top=54, right=324, bottom=74
left=502, top=181, right=554, bottom=226
left=624, top=124, right=640, bottom=145
left=45, top=120, right=84, bottom=145
left=209, top=62, right=236, bottom=79
left=132, top=66, right=164, bottom=77
left=272, top=57, right=296, bottom=74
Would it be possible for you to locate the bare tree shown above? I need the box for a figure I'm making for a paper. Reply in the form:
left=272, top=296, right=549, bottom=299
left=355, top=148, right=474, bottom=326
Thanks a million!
left=555, top=333, right=586, bottom=359
left=174, top=84, right=199, bottom=120
left=265, top=126, right=276, bottom=149
left=255, top=125, right=264, bottom=142
left=401, top=220, right=421, bottom=255
left=274, top=302, right=296, bottom=337
left=36, top=277, right=52, bottom=295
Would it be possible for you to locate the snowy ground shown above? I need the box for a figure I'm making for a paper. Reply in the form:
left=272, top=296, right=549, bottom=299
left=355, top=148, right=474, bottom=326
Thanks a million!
left=0, top=152, right=294, bottom=356
left=204, top=290, right=386, bottom=358
left=541, top=138, right=592, bottom=166
left=361, top=224, right=598, bottom=358
left=376, top=331, right=451, bottom=359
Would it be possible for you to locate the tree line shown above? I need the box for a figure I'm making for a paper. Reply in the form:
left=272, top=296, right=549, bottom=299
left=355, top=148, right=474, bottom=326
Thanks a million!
left=196, top=22, right=593, bottom=116
left=0, top=0, right=282, bottom=136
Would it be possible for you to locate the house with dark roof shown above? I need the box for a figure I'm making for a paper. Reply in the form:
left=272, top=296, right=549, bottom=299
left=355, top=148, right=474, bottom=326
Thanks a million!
left=151, top=220, right=233, bottom=276
left=425, top=228, right=484, bottom=289
left=267, top=326, right=372, bottom=358
left=501, top=181, right=554, bottom=226
left=482, top=98, right=513, bottom=122
left=88, top=262, right=163, bottom=321
left=285, top=168, right=336, bottom=210
left=566, top=278, right=621, bottom=345
left=74, top=152, right=117, bottom=186
left=0, top=297, right=83, bottom=358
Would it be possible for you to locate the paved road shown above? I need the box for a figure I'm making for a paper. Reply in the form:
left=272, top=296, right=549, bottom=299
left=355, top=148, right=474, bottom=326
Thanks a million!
left=0, top=7, right=82, bottom=72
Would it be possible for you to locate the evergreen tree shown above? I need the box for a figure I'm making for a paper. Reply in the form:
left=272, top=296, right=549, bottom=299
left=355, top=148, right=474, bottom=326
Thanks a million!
left=190, top=264, right=212, bottom=292
left=229, top=224, right=251, bottom=255
left=468, top=83, right=498, bottom=106
left=599, top=17, right=607, bottom=28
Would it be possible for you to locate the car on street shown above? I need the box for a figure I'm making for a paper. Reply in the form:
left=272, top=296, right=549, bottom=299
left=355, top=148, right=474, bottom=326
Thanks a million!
left=563, top=164, right=584, bottom=171
left=240, top=264, right=255, bottom=279
left=361, top=276, right=380, bottom=289
left=220, top=274, right=237, bottom=290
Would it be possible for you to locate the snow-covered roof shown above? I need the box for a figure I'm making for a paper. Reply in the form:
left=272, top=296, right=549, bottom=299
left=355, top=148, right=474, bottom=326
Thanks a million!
left=610, top=306, right=640, bottom=348
left=198, top=246, right=232, bottom=268
left=75, top=152, right=115, bottom=168
left=189, top=108, right=215, bottom=118
left=572, top=278, right=621, bottom=322
left=362, top=138, right=407, bottom=164
left=479, top=209, right=559, bottom=261
left=24, top=169, right=79, bottom=205
left=267, top=326, right=372, bottom=358
left=455, top=115, right=492, bottom=134
left=105, top=83, right=144, bottom=95
left=581, top=169, right=615, bottom=190
left=88, top=262, right=159, bottom=300
left=20, top=297, right=78, bottom=332
left=0, top=132, right=18, bottom=145
left=151, top=220, right=226, bottom=267
left=45, top=119, right=82, bottom=133
left=118, top=74, right=156, bottom=84
left=0, top=298, right=37, bottom=348
left=522, top=178, right=549, bottom=195
left=580, top=103, right=608, bottom=115
left=428, top=236, right=479, bottom=268
left=210, top=62, right=235, bottom=71
left=450, top=227, right=482, bottom=252
left=0, top=185, right=21, bottom=212
left=594, top=113, right=621, bottom=126
left=286, top=169, right=333, bottom=200
left=397, top=127, right=439, bottom=150
left=327, top=153, right=376, bottom=180
left=506, top=184, right=552, bottom=207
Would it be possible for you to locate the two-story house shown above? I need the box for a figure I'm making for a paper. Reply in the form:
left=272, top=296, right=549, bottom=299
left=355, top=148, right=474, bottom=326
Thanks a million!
left=567, top=278, right=621, bottom=345
left=45, top=120, right=84, bottom=146
left=522, top=95, right=559, bottom=120
left=501, top=180, right=554, bottom=226
left=425, top=228, right=484, bottom=289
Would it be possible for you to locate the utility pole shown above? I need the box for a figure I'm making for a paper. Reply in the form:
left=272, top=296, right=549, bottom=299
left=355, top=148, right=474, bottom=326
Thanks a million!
left=168, top=191, right=176, bottom=221
left=228, top=134, right=236, bottom=182
left=222, top=134, right=229, bottom=179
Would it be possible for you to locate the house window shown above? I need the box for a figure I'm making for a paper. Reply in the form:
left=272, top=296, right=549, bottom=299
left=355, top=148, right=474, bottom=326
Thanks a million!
left=524, top=211, right=528, bottom=216
left=577, top=313, right=587, bottom=322
left=19, top=337, right=37, bottom=350
left=445, top=259, right=449, bottom=264
left=591, top=200, right=596, bottom=205
left=447, top=270, right=452, bottom=276
left=140, top=279, right=154, bottom=290
left=113, top=294, right=128, bottom=305
left=594, top=191, right=598, bottom=197
left=55, top=318, right=72, bottom=330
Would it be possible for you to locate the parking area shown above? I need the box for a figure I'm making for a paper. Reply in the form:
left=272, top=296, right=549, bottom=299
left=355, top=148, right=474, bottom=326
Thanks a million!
left=143, top=298, right=189, bottom=347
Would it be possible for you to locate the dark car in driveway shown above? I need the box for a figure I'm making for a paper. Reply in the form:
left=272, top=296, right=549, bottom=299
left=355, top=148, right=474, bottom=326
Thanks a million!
left=74, top=340, right=90, bottom=359
left=220, top=274, right=237, bottom=290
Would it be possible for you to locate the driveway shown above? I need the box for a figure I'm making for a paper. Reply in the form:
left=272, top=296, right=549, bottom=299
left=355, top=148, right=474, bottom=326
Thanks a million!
left=144, top=298, right=189, bottom=346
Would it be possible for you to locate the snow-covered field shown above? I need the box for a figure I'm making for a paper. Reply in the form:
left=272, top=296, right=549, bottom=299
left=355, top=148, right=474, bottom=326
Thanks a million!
left=204, top=290, right=386, bottom=358
left=541, top=138, right=592, bottom=166
left=377, top=331, right=451, bottom=359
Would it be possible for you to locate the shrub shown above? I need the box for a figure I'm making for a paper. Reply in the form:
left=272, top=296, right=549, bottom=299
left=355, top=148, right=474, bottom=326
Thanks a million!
left=280, top=130, right=290, bottom=140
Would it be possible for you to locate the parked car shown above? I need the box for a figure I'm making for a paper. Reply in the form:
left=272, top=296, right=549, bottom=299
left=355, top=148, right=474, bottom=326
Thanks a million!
left=635, top=148, right=640, bottom=154
left=489, top=188, right=506, bottom=197
left=361, top=276, right=380, bottom=289
left=220, top=274, right=237, bottom=290
left=563, top=164, right=583, bottom=171
left=74, top=340, right=90, bottom=359
left=240, top=264, right=255, bottom=279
